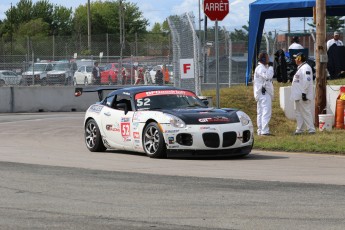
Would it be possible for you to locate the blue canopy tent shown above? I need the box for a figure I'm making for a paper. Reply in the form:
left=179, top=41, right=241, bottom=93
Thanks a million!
left=246, top=0, right=345, bottom=85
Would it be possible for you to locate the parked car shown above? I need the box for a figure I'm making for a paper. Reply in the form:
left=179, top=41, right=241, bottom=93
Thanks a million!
left=73, top=65, right=94, bottom=86
left=47, top=61, right=78, bottom=85
left=75, top=85, right=254, bottom=158
left=22, top=62, right=54, bottom=86
left=101, top=63, right=119, bottom=85
left=0, top=70, right=22, bottom=86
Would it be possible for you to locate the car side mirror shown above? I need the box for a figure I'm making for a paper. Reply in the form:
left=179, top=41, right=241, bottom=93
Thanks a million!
left=203, top=100, right=209, bottom=106
left=117, top=103, right=128, bottom=114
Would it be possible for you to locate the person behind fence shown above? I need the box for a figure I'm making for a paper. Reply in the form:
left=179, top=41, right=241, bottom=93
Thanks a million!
left=144, top=68, right=152, bottom=85
left=92, top=61, right=100, bottom=85
left=288, top=36, right=304, bottom=50
left=155, top=68, right=163, bottom=85
left=290, top=52, right=316, bottom=135
left=253, top=51, right=274, bottom=136
left=327, top=31, right=344, bottom=51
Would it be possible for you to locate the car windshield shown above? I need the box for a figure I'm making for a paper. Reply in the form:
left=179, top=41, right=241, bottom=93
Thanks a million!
left=52, top=63, right=69, bottom=70
left=86, top=66, right=93, bottom=72
left=27, top=63, right=48, bottom=72
left=135, top=90, right=207, bottom=110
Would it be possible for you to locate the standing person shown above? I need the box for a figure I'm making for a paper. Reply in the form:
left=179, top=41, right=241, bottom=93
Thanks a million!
left=288, top=36, right=304, bottom=50
left=290, top=52, right=316, bottom=135
left=253, top=51, right=274, bottom=136
left=144, top=68, right=152, bottom=85
left=155, top=69, right=163, bottom=85
left=327, top=31, right=344, bottom=51
left=92, top=62, right=100, bottom=85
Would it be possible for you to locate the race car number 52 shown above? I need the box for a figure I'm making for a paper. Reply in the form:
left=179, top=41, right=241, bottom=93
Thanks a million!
left=121, top=122, right=130, bottom=137
left=137, top=98, right=151, bottom=106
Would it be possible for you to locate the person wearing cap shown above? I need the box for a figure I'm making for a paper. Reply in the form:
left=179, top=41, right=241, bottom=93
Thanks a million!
left=290, top=52, right=316, bottom=135
left=327, top=31, right=343, bottom=51
left=288, top=36, right=304, bottom=50
left=253, top=51, right=274, bottom=136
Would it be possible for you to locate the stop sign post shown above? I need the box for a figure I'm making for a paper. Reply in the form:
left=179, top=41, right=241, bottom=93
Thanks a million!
left=204, top=0, right=229, bottom=108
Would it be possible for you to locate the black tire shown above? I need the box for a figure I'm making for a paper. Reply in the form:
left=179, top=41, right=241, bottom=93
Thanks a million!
left=143, top=122, right=166, bottom=158
left=85, top=119, right=106, bottom=152
left=0, top=79, right=5, bottom=86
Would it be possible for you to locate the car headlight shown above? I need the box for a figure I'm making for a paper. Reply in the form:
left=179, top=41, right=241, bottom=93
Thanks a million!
left=237, top=111, right=251, bottom=126
left=166, top=114, right=186, bottom=128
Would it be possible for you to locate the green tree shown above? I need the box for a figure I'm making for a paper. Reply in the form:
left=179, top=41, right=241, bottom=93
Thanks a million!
left=307, top=16, right=344, bottom=31
left=73, top=0, right=148, bottom=39
left=16, top=18, right=50, bottom=38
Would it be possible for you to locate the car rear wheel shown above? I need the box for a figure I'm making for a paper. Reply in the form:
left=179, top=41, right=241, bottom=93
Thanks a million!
left=85, top=119, right=106, bottom=152
left=143, top=122, right=166, bottom=158
left=0, top=79, right=5, bottom=86
left=84, top=77, right=89, bottom=86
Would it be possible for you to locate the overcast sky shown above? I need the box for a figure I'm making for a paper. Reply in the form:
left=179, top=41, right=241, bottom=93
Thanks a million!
left=0, top=0, right=311, bottom=33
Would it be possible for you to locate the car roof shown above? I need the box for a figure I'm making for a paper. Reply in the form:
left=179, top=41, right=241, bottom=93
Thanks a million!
left=107, top=85, right=191, bottom=97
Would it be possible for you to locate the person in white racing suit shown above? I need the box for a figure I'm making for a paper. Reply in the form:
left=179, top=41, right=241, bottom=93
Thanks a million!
left=253, top=51, right=274, bottom=136
left=290, top=52, right=316, bottom=135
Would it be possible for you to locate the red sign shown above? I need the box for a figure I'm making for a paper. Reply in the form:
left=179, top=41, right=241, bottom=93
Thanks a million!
left=204, top=0, right=229, bottom=21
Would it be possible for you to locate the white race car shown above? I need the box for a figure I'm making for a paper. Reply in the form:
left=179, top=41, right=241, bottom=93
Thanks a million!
left=75, top=86, right=254, bottom=158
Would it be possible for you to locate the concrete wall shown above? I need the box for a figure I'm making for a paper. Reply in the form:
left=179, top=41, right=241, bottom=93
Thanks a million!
left=0, top=86, right=343, bottom=116
left=280, top=85, right=343, bottom=122
left=0, top=86, right=113, bottom=113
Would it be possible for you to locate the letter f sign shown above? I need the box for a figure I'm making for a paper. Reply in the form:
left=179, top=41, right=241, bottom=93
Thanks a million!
left=183, top=63, right=191, bottom=74
left=180, top=58, right=194, bottom=79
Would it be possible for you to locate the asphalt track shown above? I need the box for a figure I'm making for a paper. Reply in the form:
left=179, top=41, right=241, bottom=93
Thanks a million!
left=0, top=112, right=345, bottom=229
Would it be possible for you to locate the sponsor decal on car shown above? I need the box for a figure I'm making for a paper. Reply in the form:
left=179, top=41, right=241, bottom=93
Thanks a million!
left=200, top=126, right=217, bottom=131
left=198, top=116, right=230, bottom=123
left=133, top=132, right=140, bottom=139
left=164, top=129, right=180, bottom=133
left=135, top=90, right=195, bottom=99
left=121, top=117, right=131, bottom=122
left=106, top=124, right=120, bottom=132
left=89, top=105, right=104, bottom=113
left=168, top=136, right=174, bottom=144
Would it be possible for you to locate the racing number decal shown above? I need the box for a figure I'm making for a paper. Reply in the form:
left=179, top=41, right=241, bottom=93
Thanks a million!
left=136, top=98, right=150, bottom=107
left=121, top=122, right=130, bottom=137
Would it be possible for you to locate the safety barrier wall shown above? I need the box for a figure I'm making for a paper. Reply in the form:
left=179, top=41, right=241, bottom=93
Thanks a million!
left=0, top=86, right=115, bottom=113
left=0, top=86, right=341, bottom=116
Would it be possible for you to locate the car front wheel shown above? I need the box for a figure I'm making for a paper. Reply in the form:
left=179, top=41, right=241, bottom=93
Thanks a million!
left=85, top=119, right=106, bottom=152
left=143, top=122, right=166, bottom=158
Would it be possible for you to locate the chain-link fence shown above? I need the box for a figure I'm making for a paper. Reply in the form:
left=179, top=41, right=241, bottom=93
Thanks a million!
left=1, top=18, right=337, bottom=88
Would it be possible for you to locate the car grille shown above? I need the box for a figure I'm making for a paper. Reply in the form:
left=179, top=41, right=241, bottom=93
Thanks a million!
left=222, top=131, right=237, bottom=147
left=176, top=133, right=193, bottom=146
left=202, top=133, right=220, bottom=148
left=242, top=130, right=251, bottom=143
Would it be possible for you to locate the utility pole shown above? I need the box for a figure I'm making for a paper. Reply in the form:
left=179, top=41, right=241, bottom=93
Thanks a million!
left=87, top=0, right=91, bottom=52
left=314, top=0, right=327, bottom=125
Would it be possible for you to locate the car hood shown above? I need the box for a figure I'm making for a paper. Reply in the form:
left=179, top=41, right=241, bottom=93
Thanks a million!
left=48, top=70, right=67, bottom=74
left=23, top=71, right=44, bottom=75
left=162, top=107, right=240, bottom=124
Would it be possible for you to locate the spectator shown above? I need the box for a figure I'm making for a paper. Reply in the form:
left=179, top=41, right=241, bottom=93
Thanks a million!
left=163, top=65, right=170, bottom=84
left=288, top=36, right=304, bottom=50
left=327, top=31, right=344, bottom=51
left=92, top=62, right=100, bottom=85
left=135, top=67, right=144, bottom=85
left=253, top=51, right=274, bottom=136
left=155, top=69, right=163, bottom=85
left=144, top=68, right=152, bottom=85
left=290, top=52, right=315, bottom=135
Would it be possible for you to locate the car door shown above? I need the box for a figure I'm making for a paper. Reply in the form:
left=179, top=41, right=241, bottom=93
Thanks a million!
left=101, top=94, right=135, bottom=151
left=74, top=66, right=84, bottom=84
